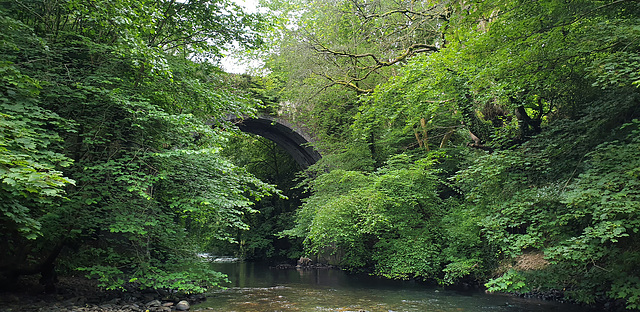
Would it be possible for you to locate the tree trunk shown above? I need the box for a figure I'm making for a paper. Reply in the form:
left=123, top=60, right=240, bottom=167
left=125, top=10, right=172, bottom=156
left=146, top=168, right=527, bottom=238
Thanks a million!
left=460, top=94, right=493, bottom=150
left=515, top=105, right=541, bottom=138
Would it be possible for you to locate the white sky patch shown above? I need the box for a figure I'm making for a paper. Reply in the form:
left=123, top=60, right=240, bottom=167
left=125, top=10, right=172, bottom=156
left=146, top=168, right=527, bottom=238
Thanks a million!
left=236, top=0, right=261, bottom=13
left=221, top=0, right=265, bottom=74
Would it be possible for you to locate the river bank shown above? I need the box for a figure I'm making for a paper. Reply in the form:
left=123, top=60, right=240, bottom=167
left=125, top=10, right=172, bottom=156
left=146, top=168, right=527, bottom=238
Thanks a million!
left=0, top=276, right=205, bottom=312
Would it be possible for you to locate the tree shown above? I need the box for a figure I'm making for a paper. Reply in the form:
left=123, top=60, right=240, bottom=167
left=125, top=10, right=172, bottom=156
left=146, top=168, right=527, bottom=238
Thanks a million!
left=214, top=134, right=304, bottom=260
left=293, top=0, right=445, bottom=94
left=272, top=0, right=640, bottom=308
left=259, top=0, right=450, bottom=154
left=0, top=0, right=273, bottom=293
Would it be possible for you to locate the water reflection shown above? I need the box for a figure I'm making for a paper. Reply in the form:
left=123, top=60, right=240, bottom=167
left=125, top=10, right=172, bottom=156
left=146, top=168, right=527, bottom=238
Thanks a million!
left=193, top=262, right=597, bottom=312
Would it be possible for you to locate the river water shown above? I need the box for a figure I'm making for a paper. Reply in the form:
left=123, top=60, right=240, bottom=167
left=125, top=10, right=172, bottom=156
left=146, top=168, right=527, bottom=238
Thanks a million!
left=193, top=262, right=597, bottom=312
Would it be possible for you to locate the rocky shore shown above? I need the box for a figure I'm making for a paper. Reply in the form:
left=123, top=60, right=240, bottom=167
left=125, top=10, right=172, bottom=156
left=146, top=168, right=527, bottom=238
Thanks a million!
left=0, top=276, right=206, bottom=312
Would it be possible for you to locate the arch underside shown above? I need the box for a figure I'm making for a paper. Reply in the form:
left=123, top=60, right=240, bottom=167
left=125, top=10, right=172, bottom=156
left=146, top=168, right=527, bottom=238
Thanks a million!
left=234, top=118, right=321, bottom=169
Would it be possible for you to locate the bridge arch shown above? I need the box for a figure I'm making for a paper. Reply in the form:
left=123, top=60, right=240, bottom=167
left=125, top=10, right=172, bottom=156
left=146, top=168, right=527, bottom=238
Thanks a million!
left=230, top=116, right=321, bottom=169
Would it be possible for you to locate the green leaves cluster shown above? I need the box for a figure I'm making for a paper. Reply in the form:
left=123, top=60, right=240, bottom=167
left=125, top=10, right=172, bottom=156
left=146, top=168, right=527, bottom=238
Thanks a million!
left=271, top=0, right=640, bottom=309
left=213, top=134, right=303, bottom=261
left=0, top=16, right=76, bottom=240
left=0, top=0, right=272, bottom=294
left=289, top=153, right=487, bottom=282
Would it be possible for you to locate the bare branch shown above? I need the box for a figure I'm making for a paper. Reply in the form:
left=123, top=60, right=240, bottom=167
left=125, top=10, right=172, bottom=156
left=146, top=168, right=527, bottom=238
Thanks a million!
left=316, top=71, right=374, bottom=93
left=363, top=9, right=446, bottom=21
left=313, top=42, right=438, bottom=67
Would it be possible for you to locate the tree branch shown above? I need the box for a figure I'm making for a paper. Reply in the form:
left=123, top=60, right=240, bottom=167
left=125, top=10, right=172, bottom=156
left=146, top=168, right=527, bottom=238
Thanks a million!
left=313, top=42, right=438, bottom=67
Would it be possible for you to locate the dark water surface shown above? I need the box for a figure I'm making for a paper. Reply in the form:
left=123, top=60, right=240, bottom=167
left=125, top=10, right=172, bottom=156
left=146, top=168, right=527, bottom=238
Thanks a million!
left=193, top=262, right=597, bottom=312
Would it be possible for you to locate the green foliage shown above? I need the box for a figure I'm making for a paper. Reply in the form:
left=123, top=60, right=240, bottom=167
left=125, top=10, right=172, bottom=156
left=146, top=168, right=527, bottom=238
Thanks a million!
left=283, top=168, right=376, bottom=261
left=288, top=153, right=472, bottom=279
left=78, top=254, right=229, bottom=293
left=0, top=0, right=272, bottom=294
left=542, top=120, right=640, bottom=307
left=609, top=275, right=640, bottom=310
left=485, top=269, right=529, bottom=293
left=274, top=0, right=640, bottom=309
left=354, top=52, right=471, bottom=160
left=0, top=15, right=75, bottom=239
left=592, top=52, right=640, bottom=89
left=439, top=200, right=491, bottom=285
left=4, top=0, right=640, bottom=307
left=203, top=134, right=303, bottom=261
left=262, top=0, right=448, bottom=151
left=373, top=227, right=443, bottom=280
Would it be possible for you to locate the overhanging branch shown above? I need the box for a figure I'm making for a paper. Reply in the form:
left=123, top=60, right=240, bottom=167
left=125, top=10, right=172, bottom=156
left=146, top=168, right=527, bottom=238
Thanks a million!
left=310, top=42, right=438, bottom=93
left=313, top=42, right=438, bottom=67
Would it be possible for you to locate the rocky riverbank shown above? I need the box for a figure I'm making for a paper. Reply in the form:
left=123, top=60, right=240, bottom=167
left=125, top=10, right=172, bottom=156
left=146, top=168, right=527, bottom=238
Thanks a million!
left=0, top=276, right=206, bottom=312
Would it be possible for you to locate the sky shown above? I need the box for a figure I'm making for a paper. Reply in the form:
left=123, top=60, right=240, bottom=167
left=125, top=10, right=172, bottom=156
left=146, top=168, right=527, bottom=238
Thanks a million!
left=236, top=0, right=261, bottom=13
left=221, top=0, right=264, bottom=73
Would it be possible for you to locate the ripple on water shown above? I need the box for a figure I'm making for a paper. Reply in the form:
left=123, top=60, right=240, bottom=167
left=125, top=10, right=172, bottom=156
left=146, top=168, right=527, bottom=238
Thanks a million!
left=198, top=285, right=583, bottom=312
left=194, top=263, right=600, bottom=312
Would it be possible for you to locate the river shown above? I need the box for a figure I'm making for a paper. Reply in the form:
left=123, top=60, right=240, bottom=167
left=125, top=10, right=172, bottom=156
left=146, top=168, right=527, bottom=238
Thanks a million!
left=192, top=262, right=598, bottom=312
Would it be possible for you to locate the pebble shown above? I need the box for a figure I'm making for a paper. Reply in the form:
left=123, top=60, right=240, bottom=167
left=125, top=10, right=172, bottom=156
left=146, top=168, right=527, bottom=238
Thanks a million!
left=176, top=300, right=190, bottom=311
left=0, top=276, right=204, bottom=312
left=3, top=297, right=196, bottom=312
left=146, top=299, right=162, bottom=307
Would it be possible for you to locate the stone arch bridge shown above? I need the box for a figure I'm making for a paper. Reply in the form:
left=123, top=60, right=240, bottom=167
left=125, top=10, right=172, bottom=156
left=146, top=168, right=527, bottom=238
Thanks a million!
left=227, top=115, right=321, bottom=169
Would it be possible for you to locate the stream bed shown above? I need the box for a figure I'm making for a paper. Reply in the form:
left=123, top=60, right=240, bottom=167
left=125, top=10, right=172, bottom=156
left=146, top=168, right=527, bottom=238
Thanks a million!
left=193, top=262, right=598, bottom=312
